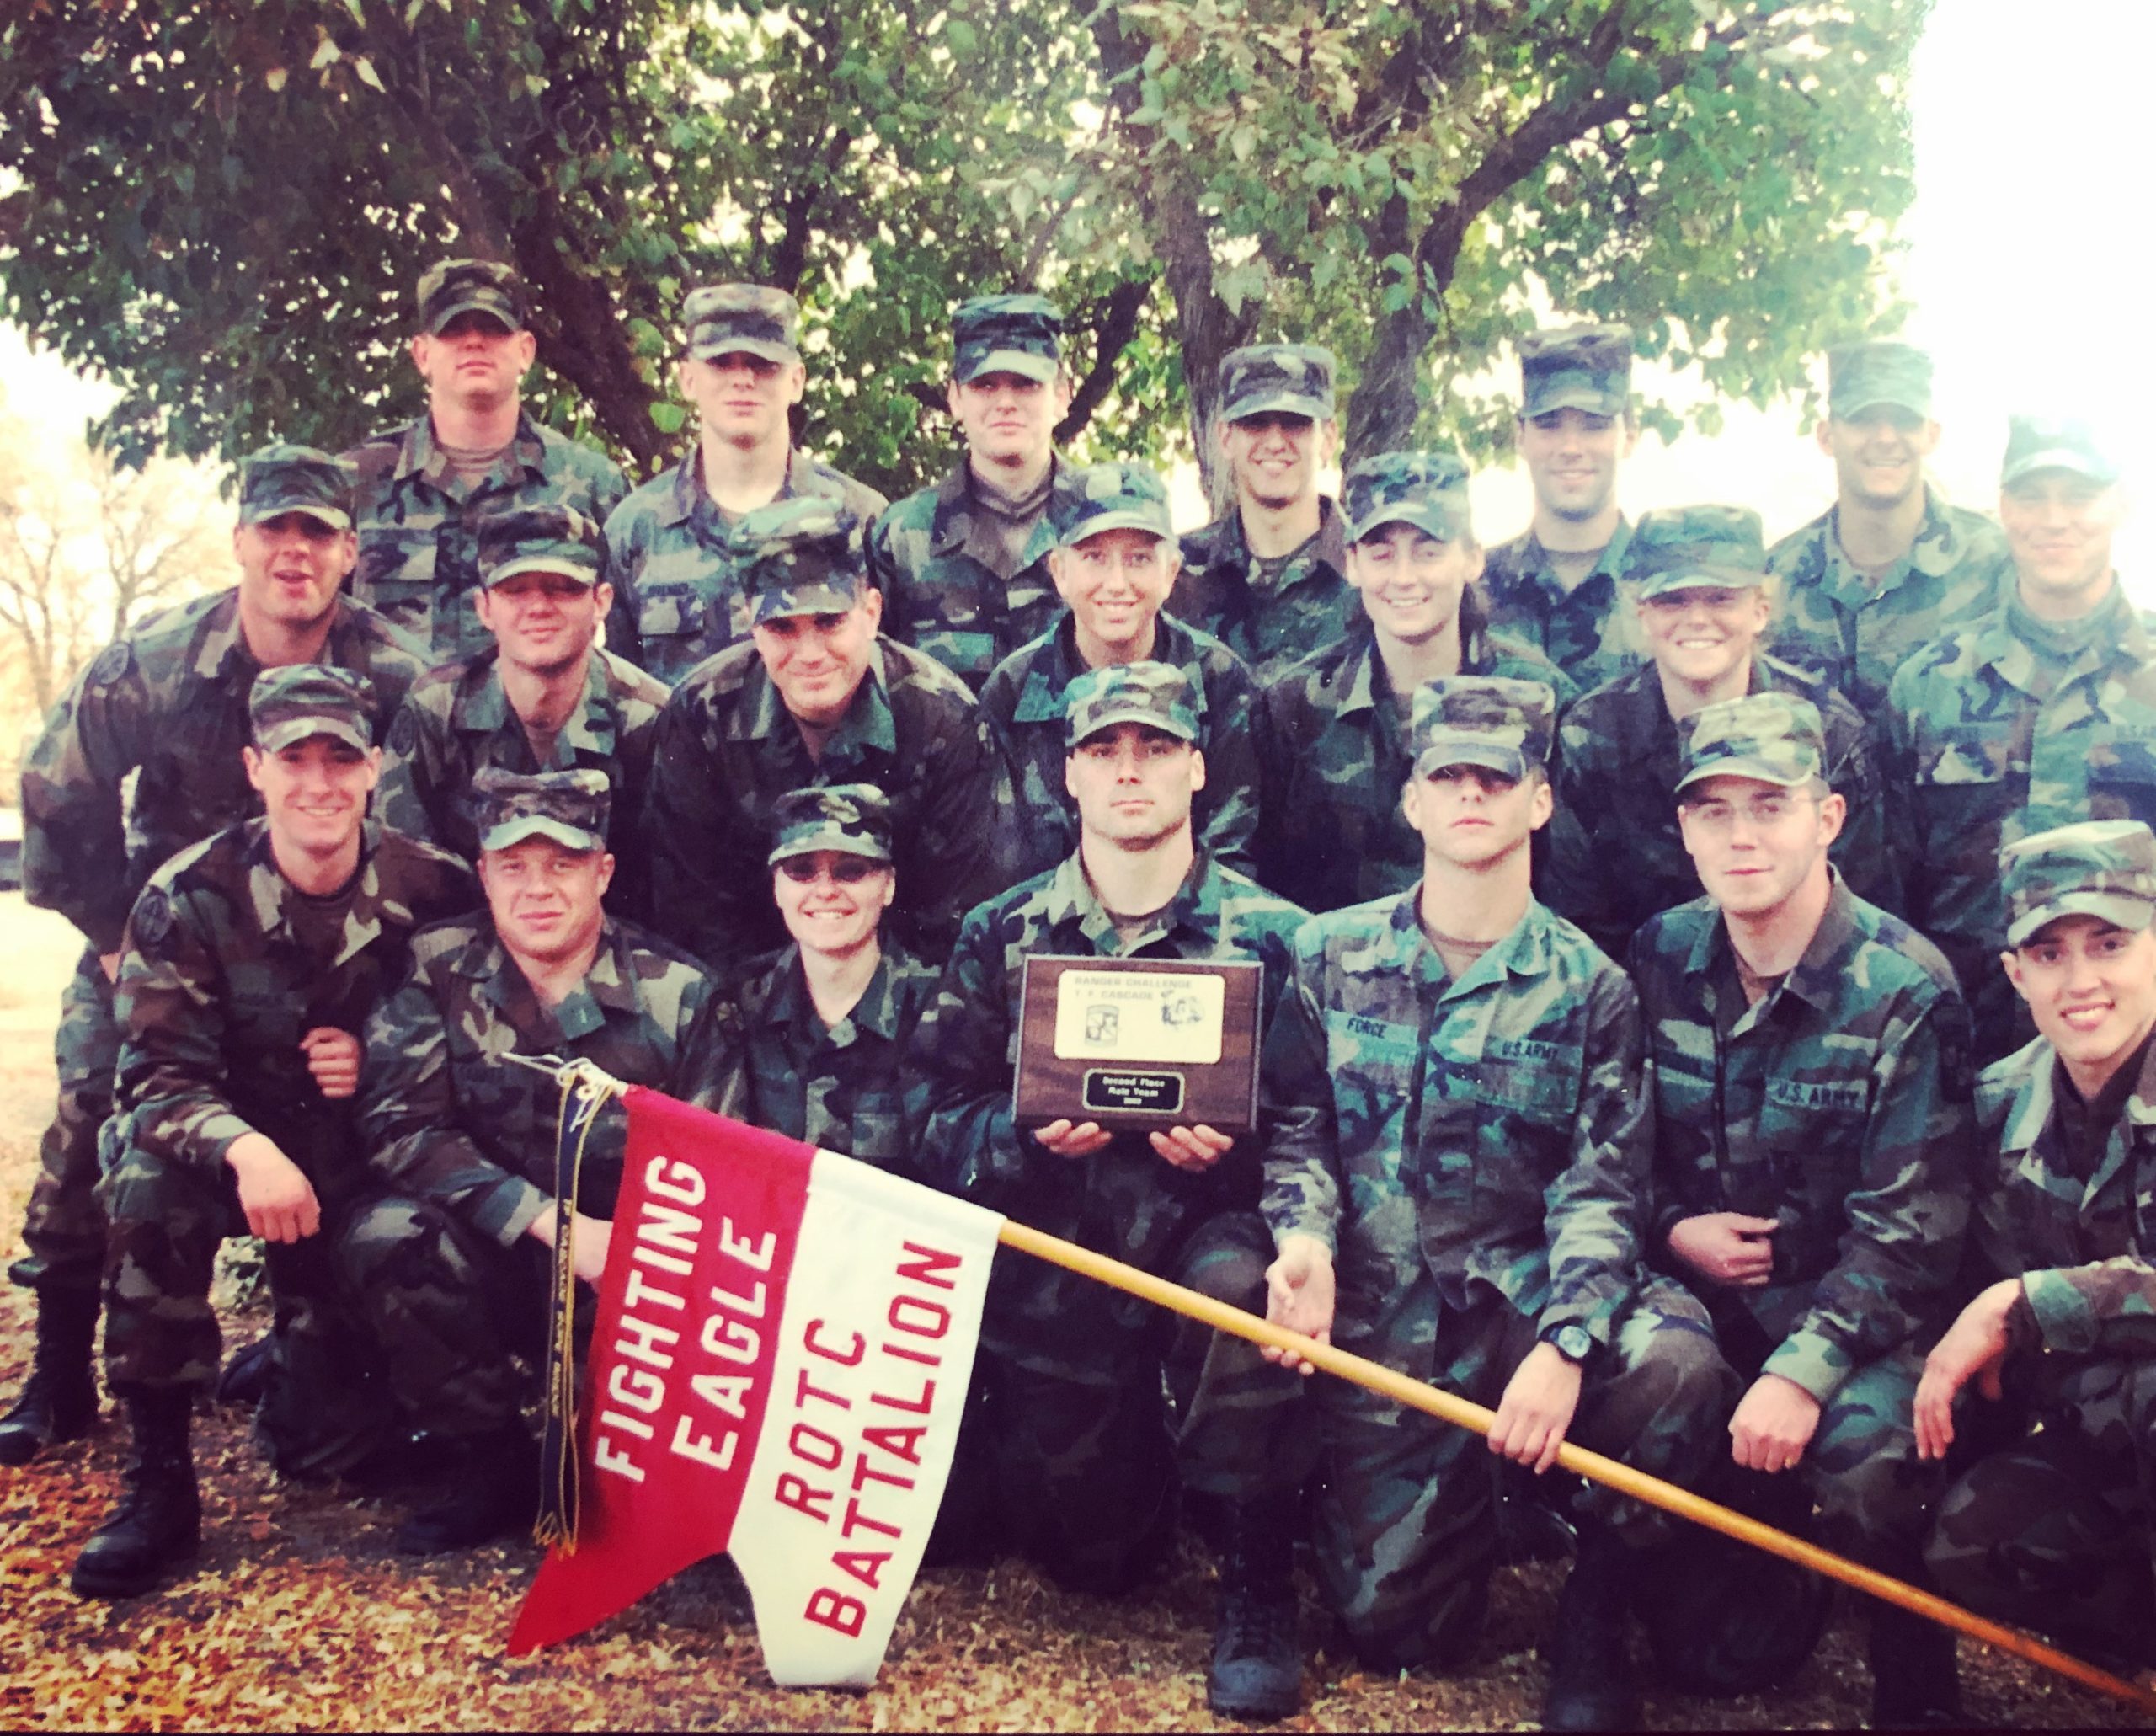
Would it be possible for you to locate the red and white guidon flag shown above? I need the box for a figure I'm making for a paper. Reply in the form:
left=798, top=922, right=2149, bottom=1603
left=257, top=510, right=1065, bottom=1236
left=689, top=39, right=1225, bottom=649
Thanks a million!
left=507, top=1087, right=1002, bottom=1685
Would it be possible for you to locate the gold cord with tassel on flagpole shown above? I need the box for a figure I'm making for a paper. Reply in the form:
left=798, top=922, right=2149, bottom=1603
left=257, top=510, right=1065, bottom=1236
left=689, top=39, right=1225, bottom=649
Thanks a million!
left=511, top=1054, right=626, bottom=1552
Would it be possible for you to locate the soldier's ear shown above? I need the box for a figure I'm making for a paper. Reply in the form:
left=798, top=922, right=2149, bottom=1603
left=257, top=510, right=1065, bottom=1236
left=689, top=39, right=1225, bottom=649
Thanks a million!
left=1527, top=772, right=1554, bottom=832
left=1187, top=746, right=1207, bottom=796
left=1400, top=777, right=1422, bottom=829
left=857, top=585, right=884, bottom=633
left=2000, top=948, right=2028, bottom=1004
left=595, top=852, right=616, bottom=900
left=241, top=745, right=266, bottom=793
left=361, top=746, right=384, bottom=793
left=591, top=581, right=616, bottom=625
left=1814, top=788, right=1846, bottom=848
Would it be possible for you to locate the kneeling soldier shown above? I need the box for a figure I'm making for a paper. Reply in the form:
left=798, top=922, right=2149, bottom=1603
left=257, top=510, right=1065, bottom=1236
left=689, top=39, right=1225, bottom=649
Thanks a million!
left=75, top=668, right=476, bottom=1598
left=739, top=786, right=938, bottom=1174
left=1634, top=692, right=1973, bottom=1724
left=913, top=663, right=1315, bottom=1720
left=1261, top=676, right=1732, bottom=1730
left=347, top=768, right=745, bottom=1553
left=1918, top=820, right=2156, bottom=1675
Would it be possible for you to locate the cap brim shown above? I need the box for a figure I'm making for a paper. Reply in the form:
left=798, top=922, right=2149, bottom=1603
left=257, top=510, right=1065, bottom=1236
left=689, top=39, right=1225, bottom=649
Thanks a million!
left=243, top=503, right=351, bottom=531
left=689, top=337, right=800, bottom=364
left=768, top=832, right=894, bottom=867
left=1674, top=758, right=1814, bottom=795
left=1638, top=566, right=1766, bottom=599
left=754, top=581, right=864, bottom=622
left=1830, top=395, right=1931, bottom=421
left=1350, top=505, right=1466, bottom=546
left=2003, top=449, right=2119, bottom=488
left=1524, top=386, right=1625, bottom=417
left=956, top=349, right=1059, bottom=384
left=481, top=816, right=606, bottom=854
left=483, top=554, right=599, bottom=588
left=1415, top=740, right=1528, bottom=781
left=1070, top=708, right=1199, bottom=748
left=1223, top=390, right=1332, bottom=423
left=1061, top=512, right=1174, bottom=548
left=428, top=296, right=520, bottom=334
left=254, top=720, right=371, bottom=754
left=2007, top=890, right=2156, bottom=948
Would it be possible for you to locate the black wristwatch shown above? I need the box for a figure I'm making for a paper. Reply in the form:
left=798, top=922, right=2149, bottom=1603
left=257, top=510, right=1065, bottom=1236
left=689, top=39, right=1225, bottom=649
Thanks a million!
left=1544, top=1323, right=1593, bottom=1365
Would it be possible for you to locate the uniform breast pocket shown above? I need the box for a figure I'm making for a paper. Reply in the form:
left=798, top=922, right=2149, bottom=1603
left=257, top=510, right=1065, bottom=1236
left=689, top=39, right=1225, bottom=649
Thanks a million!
left=916, top=629, right=997, bottom=686
left=1757, top=1079, right=1869, bottom=1275
left=1917, top=734, right=2012, bottom=850
left=2087, top=723, right=2156, bottom=824
left=1474, top=1061, right=1577, bottom=1179
left=353, top=530, right=439, bottom=634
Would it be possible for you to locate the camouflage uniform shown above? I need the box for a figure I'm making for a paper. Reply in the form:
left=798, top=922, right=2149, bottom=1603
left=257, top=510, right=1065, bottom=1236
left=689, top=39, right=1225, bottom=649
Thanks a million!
left=374, top=505, right=669, bottom=916
left=344, top=261, right=627, bottom=663
left=646, top=499, right=1006, bottom=975
left=1764, top=341, right=2009, bottom=718
left=1259, top=678, right=1730, bottom=1667
left=1479, top=325, right=1643, bottom=690
left=605, top=286, right=889, bottom=684
left=1257, top=450, right=1571, bottom=914
left=1547, top=507, right=1894, bottom=959
left=1926, top=821, right=2156, bottom=1663
left=1886, top=419, right=2151, bottom=1062
left=346, top=771, right=746, bottom=1441
left=99, top=669, right=477, bottom=1476
left=1633, top=701, right=1973, bottom=1568
left=13, top=448, right=426, bottom=1299
left=980, top=462, right=1269, bottom=882
left=1171, top=346, right=1354, bottom=678
left=736, top=784, right=937, bottom=1174
left=911, top=669, right=1315, bottom=1590
left=866, top=296, right=1077, bottom=690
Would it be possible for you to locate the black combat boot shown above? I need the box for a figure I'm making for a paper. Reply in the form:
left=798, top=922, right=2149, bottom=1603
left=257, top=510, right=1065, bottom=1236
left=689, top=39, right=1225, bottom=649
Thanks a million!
left=1541, top=1525, right=1641, bottom=1732
left=1869, top=1600, right=1963, bottom=1729
left=395, top=1426, right=536, bottom=1555
left=0, top=1285, right=100, bottom=1466
left=1207, top=1501, right=1302, bottom=1722
left=70, top=1388, right=200, bottom=1599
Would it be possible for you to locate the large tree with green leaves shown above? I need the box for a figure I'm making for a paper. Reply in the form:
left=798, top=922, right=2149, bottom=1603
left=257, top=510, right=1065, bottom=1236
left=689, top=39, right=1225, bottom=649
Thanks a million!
left=0, top=0, right=1920, bottom=499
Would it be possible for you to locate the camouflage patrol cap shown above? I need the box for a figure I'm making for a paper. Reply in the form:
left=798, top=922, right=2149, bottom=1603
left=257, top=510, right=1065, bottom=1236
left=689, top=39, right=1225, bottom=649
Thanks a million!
left=248, top=665, right=376, bottom=754
left=1518, top=323, right=1633, bottom=418
left=1342, top=450, right=1473, bottom=545
left=415, top=259, right=527, bottom=334
left=473, top=767, right=611, bottom=854
left=684, top=284, right=803, bottom=363
left=1630, top=505, right=1769, bottom=600
left=2002, top=414, right=2120, bottom=489
left=734, top=497, right=868, bottom=622
left=1064, top=661, right=1201, bottom=748
left=952, top=293, right=1063, bottom=384
left=1675, top=692, right=1826, bottom=796
left=239, top=443, right=358, bottom=531
left=1828, top=339, right=1933, bottom=420
left=767, top=783, right=895, bottom=866
left=1060, top=462, right=1175, bottom=547
left=1219, top=344, right=1337, bottom=422
left=477, top=504, right=606, bottom=589
left=2001, top=820, right=2156, bottom=948
left=1408, top=676, right=1556, bottom=781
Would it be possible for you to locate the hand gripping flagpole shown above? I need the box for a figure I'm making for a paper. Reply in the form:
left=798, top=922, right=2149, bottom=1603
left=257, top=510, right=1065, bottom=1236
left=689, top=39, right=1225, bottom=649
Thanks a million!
left=508, top=1052, right=627, bottom=1552
left=990, top=1218, right=2156, bottom=1718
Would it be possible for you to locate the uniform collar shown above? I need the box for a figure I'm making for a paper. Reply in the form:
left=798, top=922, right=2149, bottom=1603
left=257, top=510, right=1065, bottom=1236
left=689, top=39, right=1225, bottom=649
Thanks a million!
left=1040, top=847, right=1225, bottom=954
left=393, top=410, right=547, bottom=489
left=663, top=444, right=805, bottom=530
left=456, top=915, right=641, bottom=1041
left=930, top=452, right=1068, bottom=564
left=1199, top=494, right=1348, bottom=581
left=1488, top=515, right=1634, bottom=603
left=451, top=648, right=618, bottom=759
left=243, top=820, right=394, bottom=969
left=1009, top=612, right=1202, bottom=724
left=1378, top=884, right=1558, bottom=995
left=194, top=592, right=365, bottom=684
left=1682, top=870, right=1862, bottom=1025
left=1973, top=581, right=2144, bottom=694
left=757, top=942, right=912, bottom=1044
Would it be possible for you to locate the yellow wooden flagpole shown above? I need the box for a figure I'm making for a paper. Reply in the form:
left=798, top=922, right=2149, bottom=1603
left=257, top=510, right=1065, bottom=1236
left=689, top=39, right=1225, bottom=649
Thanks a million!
left=994, top=1217, right=2156, bottom=1717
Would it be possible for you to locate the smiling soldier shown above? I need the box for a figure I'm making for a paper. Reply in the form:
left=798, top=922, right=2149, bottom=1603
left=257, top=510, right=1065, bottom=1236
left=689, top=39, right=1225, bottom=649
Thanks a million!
left=1765, top=340, right=2009, bottom=716
left=344, top=259, right=627, bottom=663
left=1632, top=692, right=1973, bottom=1727
left=1479, top=324, right=1645, bottom=690
left=3, top=446, right=426, bottom=1468
left=1170, top=345, right=1355, bottom=678
left=980, top=460, right=1267, bottom=884
left=606, top=284, right=889, bottom=684
left=1547, top=505, right=1891, bottom=961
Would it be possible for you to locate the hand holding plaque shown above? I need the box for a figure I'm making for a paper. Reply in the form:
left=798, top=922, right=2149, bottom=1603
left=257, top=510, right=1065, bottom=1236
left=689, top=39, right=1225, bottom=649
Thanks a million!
left=1014, top=956, right=1263, bottom=1137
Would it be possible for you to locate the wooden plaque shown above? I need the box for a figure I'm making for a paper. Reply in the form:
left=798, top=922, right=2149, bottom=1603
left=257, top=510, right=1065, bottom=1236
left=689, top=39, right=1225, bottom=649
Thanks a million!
left=1013, top=955, right=1263, bottom=1136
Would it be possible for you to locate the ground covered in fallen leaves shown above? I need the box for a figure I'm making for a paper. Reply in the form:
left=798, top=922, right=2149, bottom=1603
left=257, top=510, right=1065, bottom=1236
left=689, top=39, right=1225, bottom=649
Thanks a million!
left=0, top=892, right=2144, bottom=1731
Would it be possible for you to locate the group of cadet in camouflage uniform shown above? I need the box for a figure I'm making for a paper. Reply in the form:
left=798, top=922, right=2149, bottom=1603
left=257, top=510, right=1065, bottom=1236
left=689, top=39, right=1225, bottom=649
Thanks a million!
left=0, top=254, right=2148, bottom=1730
